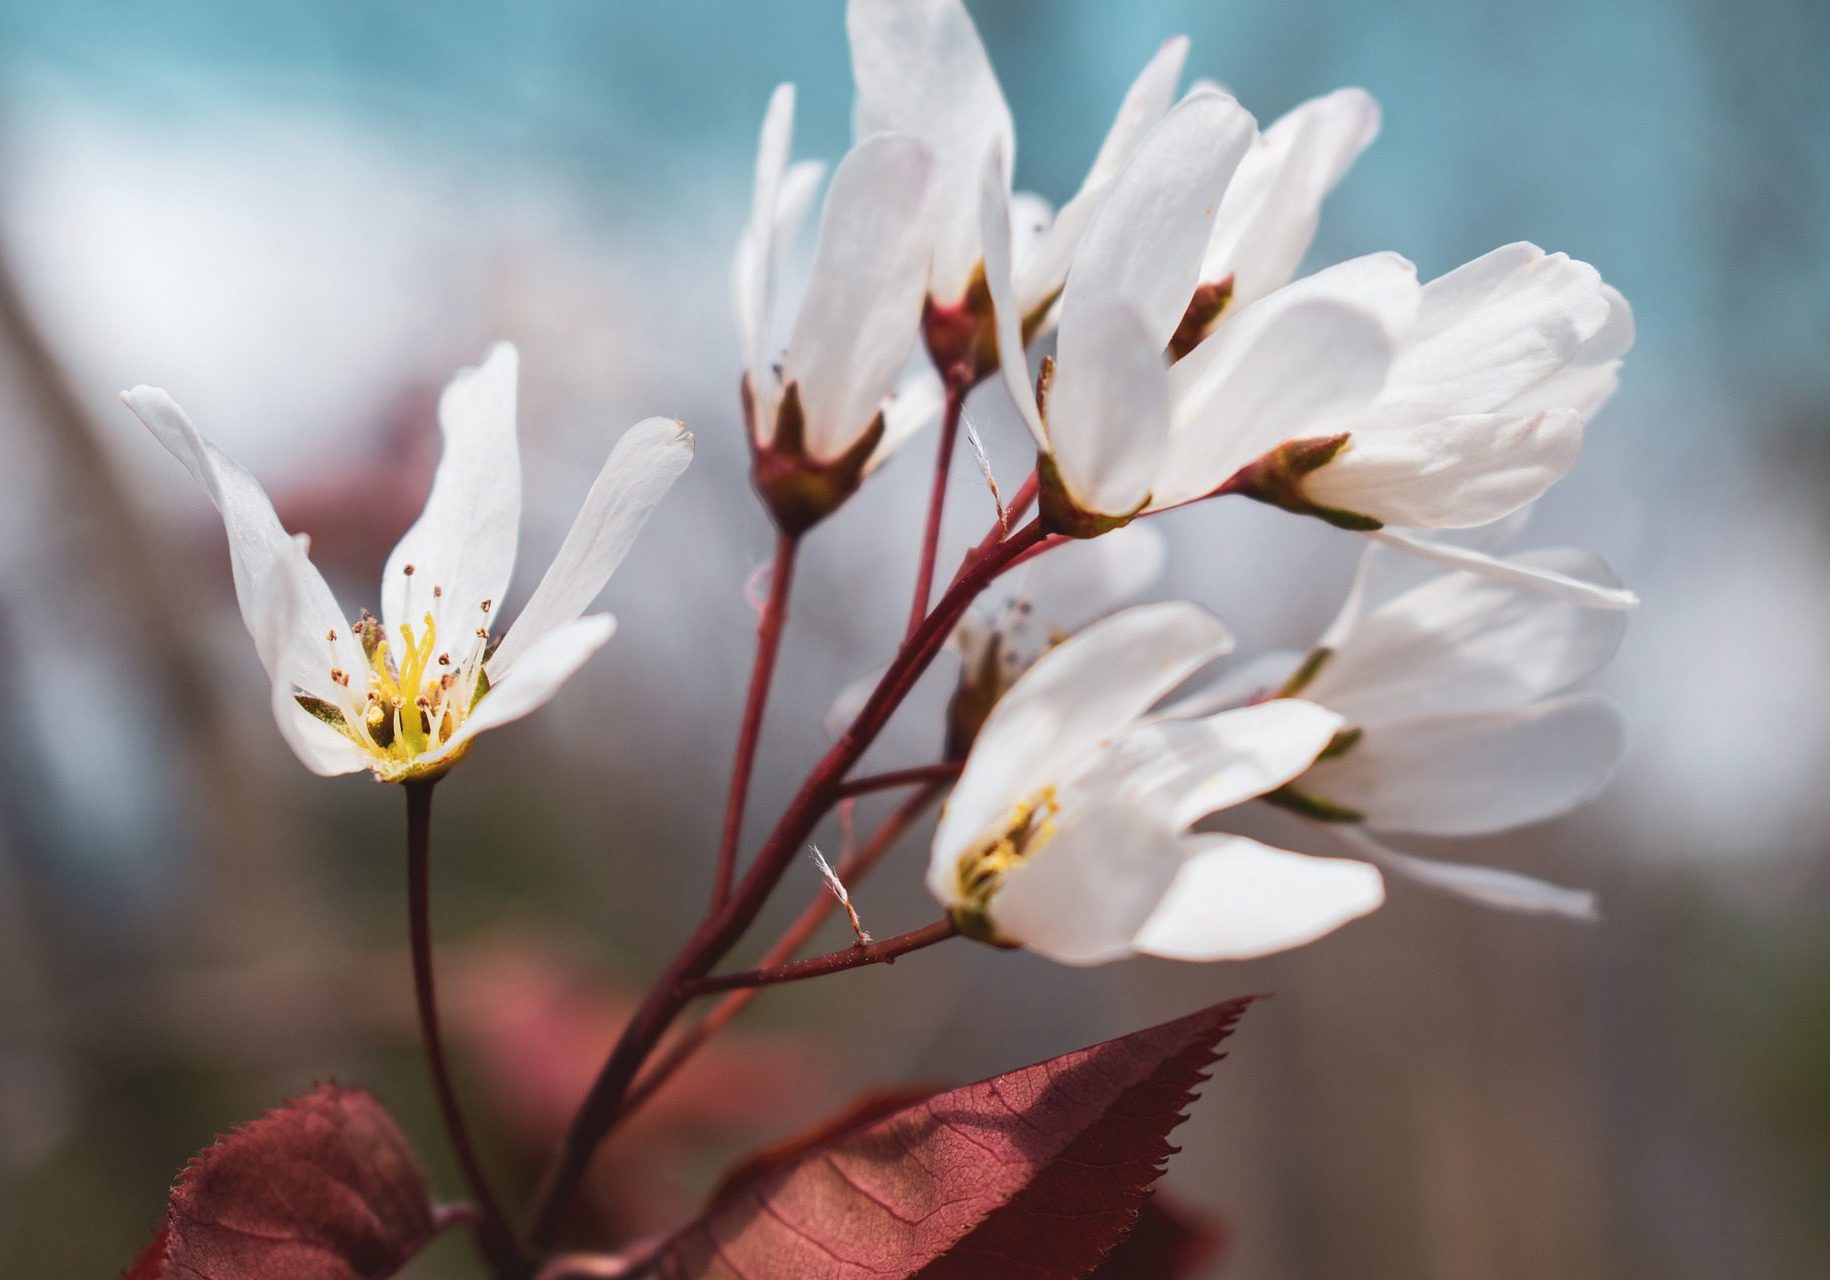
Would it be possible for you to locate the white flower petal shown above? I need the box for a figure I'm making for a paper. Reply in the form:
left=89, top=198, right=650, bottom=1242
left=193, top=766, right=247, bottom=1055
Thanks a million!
left=257, top=541, right=369, bottom=776
left=1015, top=36, right=1190, bottom=309
left=1132, top=834, right=1384, bottom=961
left=848, top=0, right=1011, bottom=300
left=1302, top=695, right=1627, bottom=836
left=121, top=386, right=363, bottom=699
left=932, top=601, right=1234, bottom=891
left=490, top=417, right=692, bottom=676
left=1157, top=256, right=1408, bottom=507
left=1317, top=513, right=1535, bottom=647
left=1377, top=243, right=1610, bottom=418
left=438, top=614, right=617, bottom=759
left=1164, top=648, right=1305, bottom=720
left=1204, top=87, right=1382, bottom=307
left=784, top=133, right=934, bottom=461
left=1367, top=529, right=1638, bottom=610
left=1058, top=90, right=1256, bottom=351
left=985, top=800, right=1188, bottom=966
left=1306, top=548, right=1627, bottom=724
left=734, top=83, right=796, bottom=407
left=1047, top=301, right=1170, bottom=514
left=869, top=364, right=947, bottom=470
left=383, top=343, right=521, bottom=643
left=1099, top=699, right=1344, bottom=828
left=1323, top=824, right=1596, bottom=920
left=1304, top=407, right=1584, bottom=528
left=978, top=147, right=1048, bottom=449
left=1500, top=282, right=1635, bottom=420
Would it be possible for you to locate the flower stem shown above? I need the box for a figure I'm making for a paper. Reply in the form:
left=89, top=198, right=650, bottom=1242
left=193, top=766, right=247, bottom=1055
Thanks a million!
left=836, top=760, right=962, bottom=799
left=525, top=518, right=1045, bottom=1249
left=684, top=918, right=957, bottom=996
left=404, top=780, right=521, bottom=1275
left=710, top=531, right=799, bottom=908
left=905, top=370, right=969, bottom=637
left=621, top=780, right=944, bottom=1116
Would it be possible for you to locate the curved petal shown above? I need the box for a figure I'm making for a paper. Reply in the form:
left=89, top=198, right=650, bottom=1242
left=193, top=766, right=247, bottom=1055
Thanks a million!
left=1317, top=514, right=1535, bottom=647
left=983, top=799, right=1187, bottom=966
left=848, top=0, right=1011, bottom=300
left=383, top=343, right=521, bottom=645
left=1301, top=695, right=1627, bottom=836
left=1376, top=243, right=1610, bottom=418
left=1058, top=90, right=1256, bottom=351
left=1306, top=548, right=1627, bottom=724
left=978, top=146, right=1048, bottom=449
left=1500, top=282, right=1635, bottom=420
left=784, top=133, right=934, bottom=461
left=1015, top=36, right=1190, bottom=308
left=1204, top=87, right=1382, bottom=307
left=121, top=386, right=363, bottom=702
left=734, top=84, right=796, bottom=404
left=1323, top=824, right=1596, bottom=920
left=1097, top=699, right=1344, bottom=828
left=1132, top=834, right=1384, bottom=961
left=1367, top=529, right=1638, bottom=610
left=1047, top=301, right=1169, bottom=514
left=1163, top=648, right=1305, bottom=719
left=489, top=417, right=693, bottom=676
left=932, top=601, right=1234, bottom=883
left=258, top=539, right=370, bottom=776
left=437, top=614, right=617, bottom=760
left=1302, top=407, right=1584, bottom=528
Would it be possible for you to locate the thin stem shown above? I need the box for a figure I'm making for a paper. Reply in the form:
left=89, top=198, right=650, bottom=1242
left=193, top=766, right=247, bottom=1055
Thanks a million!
left=710, top=531, right=799, bottom=908
left=905, top=370, right=969, bottom=637
left=622, top=781, right=944, bottom=1116
left=405, top=781, right=521, bottom=1275
left=685, top=918, right=957, bottom=997
left=836, top=760, right=962, bottom=799
left=526, top=518, right=1046, bottom=1249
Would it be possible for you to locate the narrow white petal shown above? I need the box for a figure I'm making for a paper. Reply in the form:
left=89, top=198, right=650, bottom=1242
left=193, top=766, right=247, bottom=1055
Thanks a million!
left=1317, top=521, right=1538, bottom=649
left=490, top=417, right=692, bottom=676
left=1204, top=87, right=1382, bottom=307
left=1500, top=282, right=1635, bottom=420
left=932, top=601, right=1233, bottom=887
left=438, top=614, right=617, bottom=758
left=868, top=364, right=947, bottom=471
left=1367, top=529, right=1638, bottom=609
left=1302, top=695, right=1627, bottom=836
left=848, top=0, right=1011, bottom=299
left=1306, top=547, right=1627, bottom=724
left=784, top=133, right=934, bottom=460
left=383, top=342, right=521, bottom=643
left=984, top=800, right=1188, bottom=966
left=121, top=386, right=362, bottom=695
left=1377, top=243, right=1611, bottom=418
left=1303, top=408, right=1584, bottom=528
left=734, top=84, right=796, bottom=404
left=256, top=542, right=369, bottom=776
left=1163, top=649, right=1305, bottom=720
left=1098, top=699, right=1344, bottom=827
left=1014, top=36, right=1190, bottom=308
left=1047, top=301, right=1170, bottom=514
left=1324, top=824, right=1596, bottom=920
left=1133, top=834, right=1384, bottom=961
left=978, top=147, right=1048, bottom=449
left=1058, top=90, right=1256, bottom=350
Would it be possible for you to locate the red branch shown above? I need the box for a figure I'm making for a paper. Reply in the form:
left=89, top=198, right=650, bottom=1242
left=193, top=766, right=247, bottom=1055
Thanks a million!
left=905, top=369, right=970, bottom=637
left=683, top=918, right=958, bottom=997
left=836, top=760, right=962, bottom=799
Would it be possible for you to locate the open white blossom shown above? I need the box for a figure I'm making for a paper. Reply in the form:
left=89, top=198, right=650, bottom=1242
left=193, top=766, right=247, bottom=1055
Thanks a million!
left=930, top=601, right=1385, bottom=966
left=124, top=343, right=693, bottom=781
left=849, top=0, right=1191, bottom=324
left=1183, top=541, right=1627, bottom=917
left=735, top=82, right=935, bottom=469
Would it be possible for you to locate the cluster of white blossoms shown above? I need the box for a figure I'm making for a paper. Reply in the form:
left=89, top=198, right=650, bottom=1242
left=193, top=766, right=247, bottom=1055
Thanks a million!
left=774, top=0, right=1635, bottom=963
left=129, top=0, right=1636, bottom=970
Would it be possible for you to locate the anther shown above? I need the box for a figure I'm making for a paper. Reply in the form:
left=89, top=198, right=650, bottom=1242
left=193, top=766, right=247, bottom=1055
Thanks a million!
left=403, top=564, right=416, bottom=576
left=326, top=628, right=338, bottom=641
left=432, top=585, right=443, bottom=598
left=437, top=653, right=450, bottom=666
left=480, top=599, right=493, bottom=613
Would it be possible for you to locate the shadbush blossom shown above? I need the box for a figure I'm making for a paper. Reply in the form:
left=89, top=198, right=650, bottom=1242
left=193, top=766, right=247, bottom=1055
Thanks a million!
left=125, top=343, right=692, bottom=781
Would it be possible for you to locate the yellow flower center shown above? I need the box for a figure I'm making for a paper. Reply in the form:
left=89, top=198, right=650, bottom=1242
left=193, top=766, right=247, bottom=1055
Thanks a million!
left=951, top=786, right=1060, bottom=942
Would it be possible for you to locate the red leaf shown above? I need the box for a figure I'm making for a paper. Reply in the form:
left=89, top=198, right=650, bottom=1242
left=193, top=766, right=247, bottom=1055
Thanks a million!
left=647, top=998, right=1252, bottom=1280
left=125, top=1083, right=437, bottom=1280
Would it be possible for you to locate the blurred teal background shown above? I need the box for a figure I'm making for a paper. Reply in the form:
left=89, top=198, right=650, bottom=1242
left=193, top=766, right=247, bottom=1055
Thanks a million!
left=0, top=2, right=1826, bottom=1277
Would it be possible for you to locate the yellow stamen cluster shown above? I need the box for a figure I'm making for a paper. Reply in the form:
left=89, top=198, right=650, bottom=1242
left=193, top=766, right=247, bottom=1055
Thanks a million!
left=952, top=786, right=1060, bottom=941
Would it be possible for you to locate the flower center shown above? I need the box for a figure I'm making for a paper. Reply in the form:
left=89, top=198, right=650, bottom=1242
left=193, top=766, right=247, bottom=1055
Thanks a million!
left=951, top=786, right=1060, bottom=940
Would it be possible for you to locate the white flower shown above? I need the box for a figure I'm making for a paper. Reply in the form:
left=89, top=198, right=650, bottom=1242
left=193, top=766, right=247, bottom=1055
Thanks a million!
left=849, top=0, right=1191, bottom=321
left=123, top=343, right=693, bottom=782
left=735, top=83, right=935, bottom=473
left=929, top=601, right=1385, bottom=966
left=1184, top=541, right=1627, bottom=917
